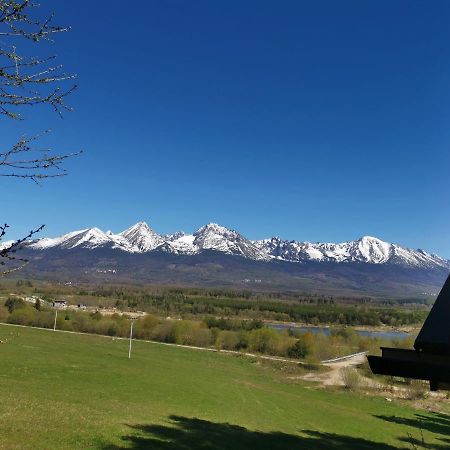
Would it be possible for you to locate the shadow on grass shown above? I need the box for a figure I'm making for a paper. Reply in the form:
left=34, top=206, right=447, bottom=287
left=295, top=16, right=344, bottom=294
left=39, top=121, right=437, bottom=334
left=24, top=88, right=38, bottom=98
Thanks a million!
left=375, top=411, right=450, bottom=449
left=101, top=415, right=430, bottom=450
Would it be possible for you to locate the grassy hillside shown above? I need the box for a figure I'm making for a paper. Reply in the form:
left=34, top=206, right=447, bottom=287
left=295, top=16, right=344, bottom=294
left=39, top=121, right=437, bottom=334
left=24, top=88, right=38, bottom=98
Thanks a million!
left=0, top=324, right=448, bottom=449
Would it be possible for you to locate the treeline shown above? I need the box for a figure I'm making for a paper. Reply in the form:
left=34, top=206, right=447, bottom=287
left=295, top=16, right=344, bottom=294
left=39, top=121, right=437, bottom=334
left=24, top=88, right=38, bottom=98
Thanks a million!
left=4, top=279, right=409, bottom=306
left=0, top=298, right=412, bottom=361
left=73, top=288, right=429, bottom=326
left=177, top=297, right=427, bottom=326
left=1, top=281, right=430, bottom=326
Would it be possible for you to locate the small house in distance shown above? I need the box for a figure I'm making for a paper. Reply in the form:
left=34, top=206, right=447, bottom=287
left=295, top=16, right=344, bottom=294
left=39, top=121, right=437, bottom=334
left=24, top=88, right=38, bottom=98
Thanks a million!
left=52, top=300, right=67, bottom=309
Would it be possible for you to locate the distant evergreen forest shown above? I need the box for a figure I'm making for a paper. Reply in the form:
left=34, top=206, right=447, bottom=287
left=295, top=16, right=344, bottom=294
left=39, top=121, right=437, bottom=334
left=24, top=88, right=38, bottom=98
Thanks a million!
left=3, top=280, right=430, bottom=327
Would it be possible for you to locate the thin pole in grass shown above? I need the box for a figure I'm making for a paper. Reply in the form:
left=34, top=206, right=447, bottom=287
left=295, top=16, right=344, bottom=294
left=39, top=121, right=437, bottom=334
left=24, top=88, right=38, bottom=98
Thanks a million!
left=128, top=319, right=135, bottom=359
left=53, top=309, right=58, bottom=332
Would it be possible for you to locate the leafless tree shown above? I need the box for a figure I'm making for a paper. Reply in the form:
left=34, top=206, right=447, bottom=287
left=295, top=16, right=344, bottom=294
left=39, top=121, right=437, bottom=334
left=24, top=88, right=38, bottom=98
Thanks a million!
left=0, top=0, right=80, bottom=273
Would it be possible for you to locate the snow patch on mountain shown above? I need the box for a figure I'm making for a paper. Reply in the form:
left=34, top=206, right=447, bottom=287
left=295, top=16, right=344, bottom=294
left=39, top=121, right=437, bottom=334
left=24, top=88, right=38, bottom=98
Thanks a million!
left=30, top=228, right=132, bottom=251
left=119, top=221, right=164, bottom=252
left=26, top=221, right=450, bottom=269
left=192, top=223, right=269, bottom=260
left=253, top=235, right=450, bottom=269
left=165, top=234, right=197, bottom=255
left=0, top=240, right=15, bottom=251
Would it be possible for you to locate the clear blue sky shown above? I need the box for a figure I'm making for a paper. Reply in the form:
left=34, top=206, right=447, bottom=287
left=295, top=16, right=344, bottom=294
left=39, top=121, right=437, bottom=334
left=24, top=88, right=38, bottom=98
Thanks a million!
left=3, top=1, right=450, bottom=256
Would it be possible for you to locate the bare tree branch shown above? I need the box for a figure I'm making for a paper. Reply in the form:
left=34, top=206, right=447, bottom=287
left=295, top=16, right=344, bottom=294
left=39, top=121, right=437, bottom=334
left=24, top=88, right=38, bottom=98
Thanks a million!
left=0, top=1, right=77, bottom=121
left=0, top=223, right=44, bottom=275
left=0, top=1, right=80, bottom=271
left=0, top=130, right=82, bottom=183
left=0, top=1, right=80, bottom=181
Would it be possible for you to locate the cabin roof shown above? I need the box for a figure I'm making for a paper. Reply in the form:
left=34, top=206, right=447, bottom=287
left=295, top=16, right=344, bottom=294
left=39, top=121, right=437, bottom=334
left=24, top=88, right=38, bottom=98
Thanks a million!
left=414, top=273, right=450, bottom=354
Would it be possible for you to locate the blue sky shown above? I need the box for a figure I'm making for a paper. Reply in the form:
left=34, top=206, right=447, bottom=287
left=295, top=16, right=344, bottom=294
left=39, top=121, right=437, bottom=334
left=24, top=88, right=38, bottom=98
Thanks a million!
left=2, top=1, right=450, bottom=256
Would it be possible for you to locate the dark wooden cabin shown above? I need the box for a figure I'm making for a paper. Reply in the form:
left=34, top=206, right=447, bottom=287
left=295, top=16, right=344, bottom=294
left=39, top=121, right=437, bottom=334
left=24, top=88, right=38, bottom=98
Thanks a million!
left=368, top=274, right=450, bottom=391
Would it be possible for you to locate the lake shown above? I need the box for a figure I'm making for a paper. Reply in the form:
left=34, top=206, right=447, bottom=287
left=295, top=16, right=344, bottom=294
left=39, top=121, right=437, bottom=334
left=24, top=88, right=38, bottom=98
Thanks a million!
left=267, top=323, right=411, bottom=340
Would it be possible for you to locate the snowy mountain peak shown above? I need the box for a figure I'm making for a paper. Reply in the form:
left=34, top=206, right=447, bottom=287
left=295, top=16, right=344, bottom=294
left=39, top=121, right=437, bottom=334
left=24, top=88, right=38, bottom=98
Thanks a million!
left=0, top=240, right=15, bottom=251
left=254, top=235, right=449, bottom=268
left=25, top=221, right=450, bottom=269
left=344, top=236, right=392, bottom=264
left=165, top=231, right=186, bottom=241
left=122, top=221, right=151, bottom=233
left=358, top=235, right=385, bottom=243
left=30, top=227, right=130, bottom=251
left=119, top=221, right=163, bottom=252
left=195, top=223, right=234, bottom=236
left=190, top=223, right=268, bottom=260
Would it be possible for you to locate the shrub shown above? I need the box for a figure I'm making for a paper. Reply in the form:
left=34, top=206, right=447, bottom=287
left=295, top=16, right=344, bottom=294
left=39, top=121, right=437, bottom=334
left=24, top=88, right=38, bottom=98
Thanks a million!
left=340, top=367, right=363, bottom=390
left=0, top=305, right=9, bottom=322
left=135, top=314, right=159, bottom=340
left=35, top=311, right=55, bottom=329
left=106, top=321, right=120, bottom=336
left=168, top=320, right=211, bottom=346
left=405, top=379, right=426, bottom=400
left=141, top=314, right=159, bottom=330
left=287, top=338, right=310, bottom=359
left=8, top=307, right=38, bottom=326
left=248, top=328, right=281, bottom=355
left=71, top=313, right=91, bottom=333
left=291, top=331, right=318, bottom=358
left=235, top=330, right=249, bottom=350
left=191, top=327, right=213, bottom=347
left=5, top=298, right=25, bottom=313
left=152, top=321, right=176, bottom=343
left=215, top=330, right=240, bottom=350
left=91, top=311, right=102, bottom=321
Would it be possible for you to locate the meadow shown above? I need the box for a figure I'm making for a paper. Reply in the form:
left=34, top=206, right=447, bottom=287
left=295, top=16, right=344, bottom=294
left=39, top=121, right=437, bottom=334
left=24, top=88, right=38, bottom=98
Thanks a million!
left=0, top=297, right=415, bottom=363
left=0, top=323, right=449, bottom=449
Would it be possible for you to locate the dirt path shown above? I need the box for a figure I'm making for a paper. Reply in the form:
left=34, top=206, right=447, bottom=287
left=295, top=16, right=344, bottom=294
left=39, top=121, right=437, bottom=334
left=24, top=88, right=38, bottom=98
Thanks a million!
left=302, top=351, right=368, bottom=386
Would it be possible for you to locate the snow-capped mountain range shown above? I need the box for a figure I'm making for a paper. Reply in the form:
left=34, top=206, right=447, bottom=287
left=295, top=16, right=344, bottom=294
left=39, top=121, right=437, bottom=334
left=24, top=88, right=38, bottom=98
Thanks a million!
left=19, top=221, right=450, bottom=270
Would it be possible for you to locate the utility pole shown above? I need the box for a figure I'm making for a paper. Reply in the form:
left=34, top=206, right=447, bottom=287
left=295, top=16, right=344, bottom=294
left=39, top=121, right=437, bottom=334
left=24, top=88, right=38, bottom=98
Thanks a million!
left=128, top=320, right=134, bottom=359
left=53, top=309, right=58, bottom=331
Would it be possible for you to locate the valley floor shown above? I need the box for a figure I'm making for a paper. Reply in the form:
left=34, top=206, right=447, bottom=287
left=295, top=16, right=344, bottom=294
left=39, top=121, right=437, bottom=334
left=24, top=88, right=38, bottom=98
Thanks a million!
left=0, top=323, right=449, bottom=449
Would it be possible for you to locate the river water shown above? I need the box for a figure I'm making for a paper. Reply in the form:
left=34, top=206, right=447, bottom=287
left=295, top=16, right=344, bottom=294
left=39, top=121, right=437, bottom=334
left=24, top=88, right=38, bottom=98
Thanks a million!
left=267, top=323, right=411, bottom=340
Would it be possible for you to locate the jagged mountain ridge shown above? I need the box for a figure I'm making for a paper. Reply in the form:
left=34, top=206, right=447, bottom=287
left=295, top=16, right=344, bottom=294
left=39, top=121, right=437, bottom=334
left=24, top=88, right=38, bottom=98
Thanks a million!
left=24, top=221, right=450, bottom=269
left=252, top=235, right=450, bottom=269
left=119, top=222, right=164, bottom=252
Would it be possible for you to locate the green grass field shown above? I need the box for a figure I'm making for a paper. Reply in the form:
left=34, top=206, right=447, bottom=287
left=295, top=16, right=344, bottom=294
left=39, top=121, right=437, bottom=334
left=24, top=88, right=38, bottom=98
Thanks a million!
left=0, top=323, right=449, bottom=449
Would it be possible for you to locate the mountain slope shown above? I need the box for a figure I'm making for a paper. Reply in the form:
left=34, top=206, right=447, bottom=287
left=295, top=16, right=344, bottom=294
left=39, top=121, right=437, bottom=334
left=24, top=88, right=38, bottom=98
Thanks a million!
left=192, top=223, right=269, bottom=260
left=119, top=221, right=164, bottom=252
left=14, top=246, right=448, bottom=298
left=30, top=228, right=133, bottom=252
left=22, top=220, right=449, bottom=270
left=253, top=235, right=450, bottom=269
